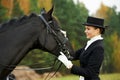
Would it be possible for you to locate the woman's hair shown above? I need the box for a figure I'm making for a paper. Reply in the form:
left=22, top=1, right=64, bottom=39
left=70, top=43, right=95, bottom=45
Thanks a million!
left=94, top=27, right=105, bottom=34
left=99, top=28, right=105, bottom=34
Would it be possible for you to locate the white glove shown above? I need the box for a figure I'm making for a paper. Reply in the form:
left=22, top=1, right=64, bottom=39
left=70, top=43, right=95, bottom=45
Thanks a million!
left=58, top=52, right=73, bottom=69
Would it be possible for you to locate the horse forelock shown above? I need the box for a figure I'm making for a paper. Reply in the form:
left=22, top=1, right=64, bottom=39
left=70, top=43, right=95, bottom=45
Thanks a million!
left=0, top=13, right=38, bottom=32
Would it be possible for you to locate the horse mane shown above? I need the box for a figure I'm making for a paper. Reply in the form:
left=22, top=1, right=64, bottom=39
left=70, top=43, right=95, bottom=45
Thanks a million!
left=0, top=13, right=38, bottom=32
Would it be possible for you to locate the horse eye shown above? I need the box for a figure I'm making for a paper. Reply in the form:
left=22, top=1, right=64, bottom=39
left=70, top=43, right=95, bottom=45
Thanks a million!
left=60, top=30, right=67, bottom=37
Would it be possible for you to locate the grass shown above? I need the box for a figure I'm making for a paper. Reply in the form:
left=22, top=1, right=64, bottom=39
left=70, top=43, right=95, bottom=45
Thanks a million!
left=100, top=73, right=120, bottom=80
left=41, top=73, right=120, bottom=80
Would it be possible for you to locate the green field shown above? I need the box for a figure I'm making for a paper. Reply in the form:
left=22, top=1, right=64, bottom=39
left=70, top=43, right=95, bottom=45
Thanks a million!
left=47, top=73, right=120, bottom=80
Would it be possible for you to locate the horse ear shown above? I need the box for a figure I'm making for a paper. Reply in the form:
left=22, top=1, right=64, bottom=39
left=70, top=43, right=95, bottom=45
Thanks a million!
left=40, top=8, right=46, bottom=14
left=47, top=5, right=54, bottom=17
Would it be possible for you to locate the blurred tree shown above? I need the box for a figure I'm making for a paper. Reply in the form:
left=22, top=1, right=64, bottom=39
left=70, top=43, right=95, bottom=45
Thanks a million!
left=0, top=3, right=8, bottom=22
left=29, top=0, right=52, bottom=14
left=18, top=0, right=30, bottom=15
left=53, top=0, right=88, bottom=49
left=107, top=10, right=120, bottom=35
left=111, top=32, right=120, bottom=72
left=11, top=0, right=24, bottom=17
left=105, top=8, right=120, bottom=73
left=102, top=35, right=114, bottom=73
left=29, top=0, right=40, bottom=13
left=103, top=32, right=120, bottom=73
left=1, top=0, right=14, bottom=18
left=95, top=3, right=110, bottom=19
left=19, top=49, right=55, bottom=67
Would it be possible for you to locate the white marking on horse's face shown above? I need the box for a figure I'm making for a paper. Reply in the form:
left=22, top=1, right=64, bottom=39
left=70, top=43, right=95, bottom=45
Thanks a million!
left=60, top=30, right=67, bottom=37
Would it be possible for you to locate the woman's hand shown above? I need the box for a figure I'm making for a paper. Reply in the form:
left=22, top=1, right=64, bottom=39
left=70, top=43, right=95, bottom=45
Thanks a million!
left=58, top=52, right=73, bottom=69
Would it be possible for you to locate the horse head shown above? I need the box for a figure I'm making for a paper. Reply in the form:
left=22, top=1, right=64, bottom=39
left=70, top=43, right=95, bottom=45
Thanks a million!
left=38, top=7, right=74, bottom=59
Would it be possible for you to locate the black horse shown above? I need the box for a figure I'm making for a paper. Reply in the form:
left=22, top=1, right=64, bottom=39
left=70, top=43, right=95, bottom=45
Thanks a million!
left=0, top=7, right=74, bottom=80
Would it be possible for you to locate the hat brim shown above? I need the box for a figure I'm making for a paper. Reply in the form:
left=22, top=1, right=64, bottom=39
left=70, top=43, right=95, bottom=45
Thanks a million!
left=83, top=23, right=105, bottom=29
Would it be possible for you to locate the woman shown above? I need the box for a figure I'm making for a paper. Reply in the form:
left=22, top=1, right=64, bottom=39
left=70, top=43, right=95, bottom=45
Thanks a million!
left=58, top=16, right=106, bottom=80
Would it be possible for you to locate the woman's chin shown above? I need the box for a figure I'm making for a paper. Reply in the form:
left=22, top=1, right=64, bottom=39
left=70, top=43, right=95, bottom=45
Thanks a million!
left=86, top=36, right=90, bottom=39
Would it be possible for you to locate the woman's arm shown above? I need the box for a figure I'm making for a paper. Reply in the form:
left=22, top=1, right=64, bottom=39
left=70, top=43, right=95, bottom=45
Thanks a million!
left=71, top=46, right=104, bottom=77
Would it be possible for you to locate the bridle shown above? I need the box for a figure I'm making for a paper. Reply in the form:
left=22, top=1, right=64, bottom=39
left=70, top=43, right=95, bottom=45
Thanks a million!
left=39, top=10, right=71, bottom=80
left=39, top=12, right=71, bottom=58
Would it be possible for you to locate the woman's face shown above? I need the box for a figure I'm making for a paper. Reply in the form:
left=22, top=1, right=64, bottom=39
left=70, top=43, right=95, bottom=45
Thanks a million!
left=84, top=26, right=100, bottom=39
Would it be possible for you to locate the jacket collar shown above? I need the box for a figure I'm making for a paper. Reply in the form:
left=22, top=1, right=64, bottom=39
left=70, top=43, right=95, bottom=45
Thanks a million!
left=85, top=35, right=103, bottom=50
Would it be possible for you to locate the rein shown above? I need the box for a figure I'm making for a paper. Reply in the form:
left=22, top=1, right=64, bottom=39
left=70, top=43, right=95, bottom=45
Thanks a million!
left=1, top=58, right=59, bottom=80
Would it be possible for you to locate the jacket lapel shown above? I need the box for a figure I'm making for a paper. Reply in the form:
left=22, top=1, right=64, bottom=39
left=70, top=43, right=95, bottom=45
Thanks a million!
left=81, top=40, right=103, bottom=56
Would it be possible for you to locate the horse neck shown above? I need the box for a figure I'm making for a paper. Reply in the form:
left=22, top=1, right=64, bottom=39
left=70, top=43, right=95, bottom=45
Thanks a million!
left=0, top=16, right=44, bottom=64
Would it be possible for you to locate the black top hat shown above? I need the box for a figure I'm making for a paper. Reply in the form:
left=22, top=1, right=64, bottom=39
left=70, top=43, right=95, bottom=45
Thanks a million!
left=83, top=16, right=105, bottom=29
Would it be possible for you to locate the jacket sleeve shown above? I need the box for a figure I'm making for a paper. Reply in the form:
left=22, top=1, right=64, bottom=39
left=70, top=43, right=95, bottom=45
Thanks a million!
left=70, top=46, right=104, bottom=77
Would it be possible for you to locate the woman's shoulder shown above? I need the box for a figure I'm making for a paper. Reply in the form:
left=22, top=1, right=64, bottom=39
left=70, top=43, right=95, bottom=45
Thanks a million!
left=87, top=40, right=104, bottom=52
